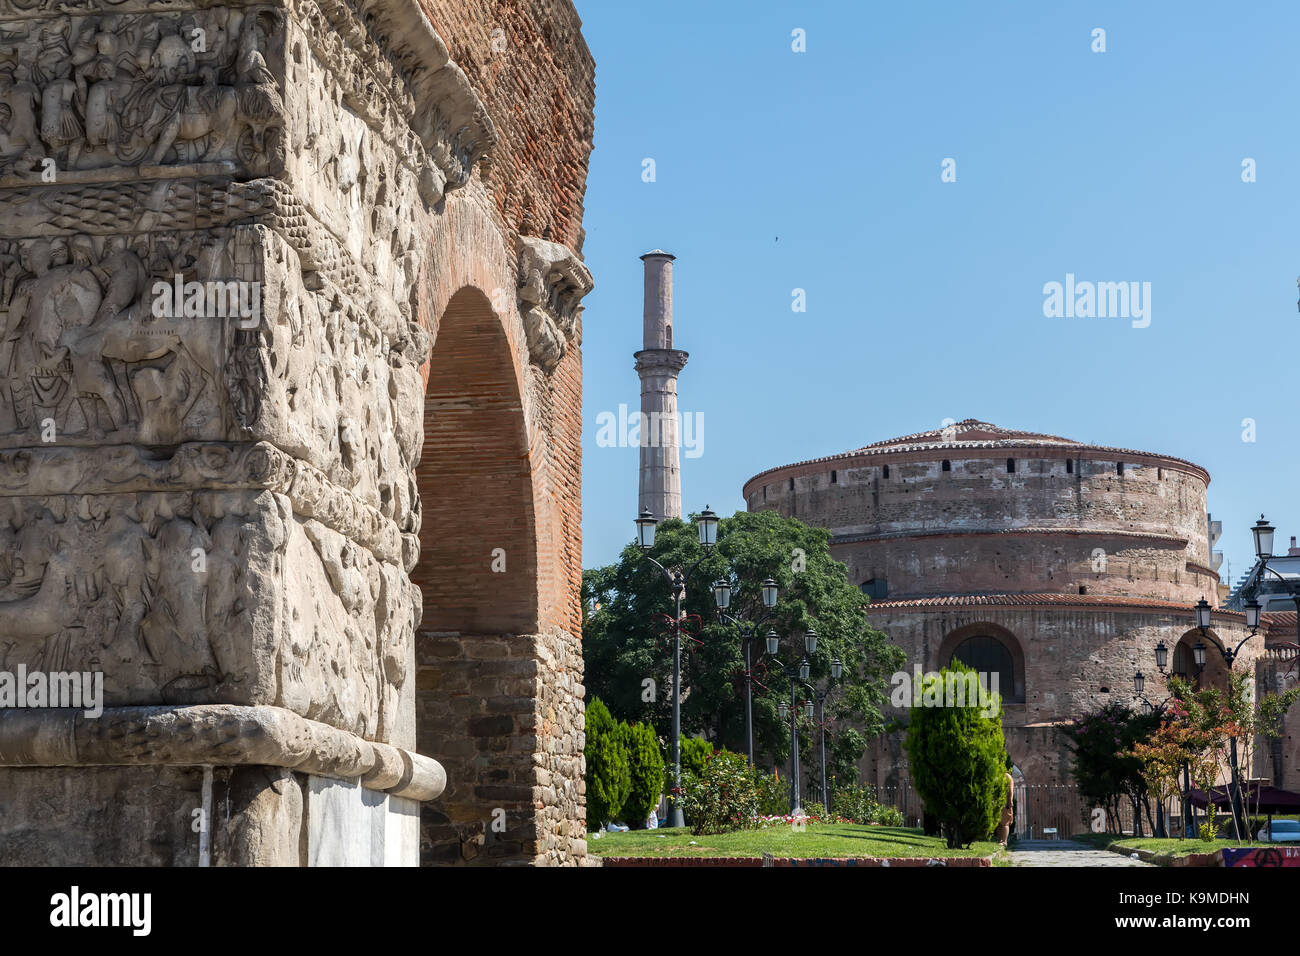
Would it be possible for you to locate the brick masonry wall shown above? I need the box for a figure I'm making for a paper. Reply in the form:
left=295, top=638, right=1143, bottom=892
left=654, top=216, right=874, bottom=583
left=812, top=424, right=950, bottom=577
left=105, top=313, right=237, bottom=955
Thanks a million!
left=420, top=0, right=595, bottom=253
left=862, top=605, right=1258, bottom=791
left=1257, top=653, right=1300, bottom=792
left=744, top=431, right=1289, bottom=818
left=410, top=0, right=593, bottom=865
left=747, top=452, right=1212, bottom=604
left=836, top=534, right=1211, bottom=604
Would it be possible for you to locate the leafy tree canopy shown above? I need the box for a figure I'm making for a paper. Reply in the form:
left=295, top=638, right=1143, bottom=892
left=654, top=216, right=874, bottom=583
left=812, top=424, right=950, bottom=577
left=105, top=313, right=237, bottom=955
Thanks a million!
left=582, top=509, right=904, bottom=783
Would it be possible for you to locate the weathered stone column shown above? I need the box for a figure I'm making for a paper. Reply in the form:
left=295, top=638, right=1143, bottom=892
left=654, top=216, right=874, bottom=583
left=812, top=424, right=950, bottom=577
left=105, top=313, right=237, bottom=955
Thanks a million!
left=0, top=0, right=493, bottom=865
left=635, top=250, right=687, bottom=521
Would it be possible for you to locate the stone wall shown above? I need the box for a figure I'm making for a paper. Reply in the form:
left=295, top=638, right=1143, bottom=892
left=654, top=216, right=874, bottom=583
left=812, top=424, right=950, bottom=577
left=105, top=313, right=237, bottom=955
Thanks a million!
left=862, top=603, right=1258, bottom=793
left=747, top=451, right=1213, bottom=604
left=0, top=0, right=594, bottom=866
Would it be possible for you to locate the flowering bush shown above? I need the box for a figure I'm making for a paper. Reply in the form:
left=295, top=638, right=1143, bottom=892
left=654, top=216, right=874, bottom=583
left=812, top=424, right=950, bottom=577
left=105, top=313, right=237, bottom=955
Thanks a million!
left=680, top=750, right=762, bottom=835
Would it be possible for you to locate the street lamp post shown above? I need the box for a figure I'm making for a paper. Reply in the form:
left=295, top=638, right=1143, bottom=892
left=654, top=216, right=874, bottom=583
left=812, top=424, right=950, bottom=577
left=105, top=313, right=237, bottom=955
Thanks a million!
left=773, top=629, right=817, bottom=815
left=712, top=576, right=779, bottom=765
left=1246, top=515, right=1300, bottom=634
left=635, top=506, right=720, bottom=829
left=1132, top=669, right=1176, bottom=838
left=1190, top=593, right=1258, bottom=839
left=812, top=657, right=843, bottom=810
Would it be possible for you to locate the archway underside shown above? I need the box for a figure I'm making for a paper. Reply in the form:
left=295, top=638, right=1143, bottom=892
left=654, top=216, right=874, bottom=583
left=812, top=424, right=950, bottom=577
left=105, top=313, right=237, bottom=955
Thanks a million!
left=414, top=287, right=544, bottom=865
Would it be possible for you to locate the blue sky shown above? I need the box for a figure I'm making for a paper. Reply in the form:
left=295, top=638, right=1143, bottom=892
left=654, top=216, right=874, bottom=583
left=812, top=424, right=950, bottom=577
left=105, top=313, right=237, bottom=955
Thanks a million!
left=573, top=0, right=1300, bottom=586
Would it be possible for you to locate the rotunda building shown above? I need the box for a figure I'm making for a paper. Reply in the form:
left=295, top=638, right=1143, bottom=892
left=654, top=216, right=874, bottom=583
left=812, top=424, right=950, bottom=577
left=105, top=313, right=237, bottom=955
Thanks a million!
left=743, top=420, right=1257, bottom=812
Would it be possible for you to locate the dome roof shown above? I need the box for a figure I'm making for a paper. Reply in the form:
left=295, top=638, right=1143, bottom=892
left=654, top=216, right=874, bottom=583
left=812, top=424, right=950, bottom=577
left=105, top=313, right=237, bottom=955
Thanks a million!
left=853, top=419, right=1081, bottom=453
left=742, top=418, right=1210, bottom=494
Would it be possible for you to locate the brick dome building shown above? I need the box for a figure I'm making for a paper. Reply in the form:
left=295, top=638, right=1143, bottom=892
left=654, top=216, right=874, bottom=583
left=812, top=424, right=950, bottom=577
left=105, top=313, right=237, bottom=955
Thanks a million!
left=743, top=419, right=1259, bottom=812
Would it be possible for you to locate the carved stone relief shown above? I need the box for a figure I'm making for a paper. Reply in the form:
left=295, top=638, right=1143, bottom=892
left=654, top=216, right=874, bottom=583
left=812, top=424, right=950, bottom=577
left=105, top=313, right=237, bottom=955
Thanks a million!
left=517, top=235, right=592, bottom=373
left=0, top=487, right=416, bottom=739
left=0, top=7, right=285, bottom=180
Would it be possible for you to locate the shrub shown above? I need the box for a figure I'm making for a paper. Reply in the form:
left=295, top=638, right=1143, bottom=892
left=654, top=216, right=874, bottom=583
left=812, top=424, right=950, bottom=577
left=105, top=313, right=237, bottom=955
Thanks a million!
left=905, top=662, right=1009, bottom=848
left=832, top=784, right=880, bottom=824
left=877, top=806, right=904, bottom=827
left=584, top=697, right=630, bottom=829
left=755, top=768, right=790, bottom=816
left=681, top=750, right=762, bottom=835
left=1199, top=818, right=1219, bottom=842
left=621, top=721, right=665, bottom=828
left=665, top=737, right=716, bottom=814
left=802, top=801, right=827, bottom=820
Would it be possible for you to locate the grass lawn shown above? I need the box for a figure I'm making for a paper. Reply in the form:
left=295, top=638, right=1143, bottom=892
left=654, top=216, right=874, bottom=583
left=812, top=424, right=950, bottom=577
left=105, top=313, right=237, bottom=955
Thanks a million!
left=1070, top=832, right=1273, bottom=858
left=587, top=824, right=1001, bottom=859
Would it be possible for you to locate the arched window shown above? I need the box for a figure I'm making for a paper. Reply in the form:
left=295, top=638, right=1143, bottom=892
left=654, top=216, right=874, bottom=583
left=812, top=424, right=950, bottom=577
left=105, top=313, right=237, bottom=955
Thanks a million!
left=860, top=578, right=888, bottom=600
left=882, top=465, right=890, bottom=479
left=1066, top=459, right=1074, bottom=474
left=1006, top=458, right=1016, bottom=473
left=949, top=635, right=1015, bottom=701
left=941, top=460, right=951, bottom=472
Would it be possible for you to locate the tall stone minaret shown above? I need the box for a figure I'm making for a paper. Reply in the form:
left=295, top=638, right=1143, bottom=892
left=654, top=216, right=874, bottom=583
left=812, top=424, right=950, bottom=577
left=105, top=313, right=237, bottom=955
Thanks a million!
left=634, top=250, right=688, bottom=521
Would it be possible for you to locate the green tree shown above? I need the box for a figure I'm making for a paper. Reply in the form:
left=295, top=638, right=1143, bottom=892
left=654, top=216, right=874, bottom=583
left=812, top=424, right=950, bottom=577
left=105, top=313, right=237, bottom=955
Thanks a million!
left=584, top=697, right=629, bottom=829
left=1062, top=701, right=1162, bottom=834
left=1162, top=671, right=1300, bottom=841
left=582, top=509, right=904, bottom=781
left=905, top=663, right=1009, bottom=848
left=621, top=721, right=665, bottom=828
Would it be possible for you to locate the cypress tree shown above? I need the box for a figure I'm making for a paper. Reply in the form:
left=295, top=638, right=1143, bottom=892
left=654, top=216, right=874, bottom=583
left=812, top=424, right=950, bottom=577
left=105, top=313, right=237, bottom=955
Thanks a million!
left=904, top=662, right=1009, bottom=848
left=584, top=697, right=630, bottom=829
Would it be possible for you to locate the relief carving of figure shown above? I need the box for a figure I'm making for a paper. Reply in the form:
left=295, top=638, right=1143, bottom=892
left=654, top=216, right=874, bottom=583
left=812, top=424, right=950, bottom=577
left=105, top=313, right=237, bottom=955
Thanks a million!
left=34, top=20, right=85, bottom=167
left=115, top=34, right=236, bottom=166
left=0, top=58, right=46, bottom=173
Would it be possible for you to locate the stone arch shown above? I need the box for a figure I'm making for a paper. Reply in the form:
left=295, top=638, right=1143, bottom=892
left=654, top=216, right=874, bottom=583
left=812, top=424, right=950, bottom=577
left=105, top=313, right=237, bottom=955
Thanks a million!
left=1169, top=627, right=1231, bottom=691
left=413, top=284, right=544, bottom=865
left=413, top=284, right=539, bottom=634
left=938, top=622, right=1026, bottom=704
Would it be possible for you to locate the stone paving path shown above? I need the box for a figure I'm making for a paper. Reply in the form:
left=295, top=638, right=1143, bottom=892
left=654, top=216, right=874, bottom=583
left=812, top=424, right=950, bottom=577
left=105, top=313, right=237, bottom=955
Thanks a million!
left=1007, top=839, right=1153, bottom=867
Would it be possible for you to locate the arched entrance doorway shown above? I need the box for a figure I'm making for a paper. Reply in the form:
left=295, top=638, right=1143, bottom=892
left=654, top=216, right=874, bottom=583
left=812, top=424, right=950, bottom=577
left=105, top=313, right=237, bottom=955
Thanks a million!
left=414, top=286, right=541, bottom=865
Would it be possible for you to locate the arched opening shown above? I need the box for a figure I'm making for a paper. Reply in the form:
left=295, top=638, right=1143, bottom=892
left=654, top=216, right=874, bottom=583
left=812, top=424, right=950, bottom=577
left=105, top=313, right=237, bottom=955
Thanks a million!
left=414, top=286, right=540, bottom=865
left=414, top=287, right=537, bottom=634
left=938, top=623, right=1026, bottom=704
left=1169, top=628, right=1230, bottom=692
